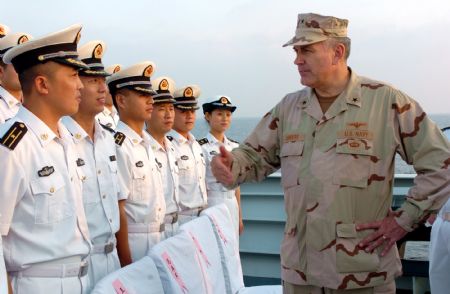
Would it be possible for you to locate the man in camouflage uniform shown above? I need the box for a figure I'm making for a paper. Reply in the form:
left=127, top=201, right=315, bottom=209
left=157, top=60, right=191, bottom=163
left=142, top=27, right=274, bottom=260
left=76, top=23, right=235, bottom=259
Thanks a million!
left=211, top=13, right=450, bottom=293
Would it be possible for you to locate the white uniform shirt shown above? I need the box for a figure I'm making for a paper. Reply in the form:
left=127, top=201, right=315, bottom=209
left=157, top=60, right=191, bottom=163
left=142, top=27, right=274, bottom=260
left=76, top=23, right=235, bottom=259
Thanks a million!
left=0, top=237, right=6, bottom=294
left=96, top=106, right=119, bottom=129
left=0, top=106, right=90, bottom=271
left=147, top=133, right=180, bottom=214
left=115, top=122, right=165, bottom=226
left=0, top=86, right=21, bottom=124
left=63, top=117, right=123, bottom=244
left=168, top=130, right=207, bottom=209
left=201, top=132, right=239, bottom=193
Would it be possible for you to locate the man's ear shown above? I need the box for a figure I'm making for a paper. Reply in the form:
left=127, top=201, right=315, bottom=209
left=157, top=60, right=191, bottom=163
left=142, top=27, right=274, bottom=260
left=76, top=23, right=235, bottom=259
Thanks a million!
left=115, top=92, right=126, bottom=110
left=34, top=74, right=50, bottom=95
left=0, top=65, right=5, bottom=84
left=333, top=43, right=346, bottom=64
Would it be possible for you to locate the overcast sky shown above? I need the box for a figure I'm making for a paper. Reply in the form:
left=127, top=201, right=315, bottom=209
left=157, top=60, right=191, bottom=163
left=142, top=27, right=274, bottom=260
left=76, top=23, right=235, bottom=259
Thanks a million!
left=3, top=0, right=450, bottom=117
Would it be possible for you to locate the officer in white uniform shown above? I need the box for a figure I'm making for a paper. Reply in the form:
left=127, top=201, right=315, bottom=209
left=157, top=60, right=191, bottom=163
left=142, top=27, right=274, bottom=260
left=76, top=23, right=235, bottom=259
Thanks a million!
left=63, top=40, right=122, bottom=291
left=200, top=96, right=243, bottom=236
left=169, top=85, right=207, bottom=224
left=146, top=76, right=180, bottom=238
left=96, top=64, right=120, bottom=129
left=107, top=62, right=166, bottom=264
left=0, top=24, right=91, bottom=294
left=0, top=32, right=32, bottom=123
left=429, top=126, right=450, bottom=294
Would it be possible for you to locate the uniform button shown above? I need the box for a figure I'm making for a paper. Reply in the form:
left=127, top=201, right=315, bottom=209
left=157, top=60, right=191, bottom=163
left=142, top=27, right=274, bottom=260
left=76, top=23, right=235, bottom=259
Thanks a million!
left=71, top=177, right=73, bottom=181
left=109, top=218, right=112, bottom=223
left=143, top=175, right=146, bottom=179
left=50, top=187, right=55, bottom=193
left=82, top=176, right=86, bottom=181
left=97, top=170, right=101, bottom=174
left=102, top=195, right=106, bottom=199
left=158, top=208, right=161, bottom=211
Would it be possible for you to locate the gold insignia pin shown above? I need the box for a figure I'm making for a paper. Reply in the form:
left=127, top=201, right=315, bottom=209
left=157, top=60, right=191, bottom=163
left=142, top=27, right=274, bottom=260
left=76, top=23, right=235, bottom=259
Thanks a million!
left=220, top=97, right=228, bottom=104
left=75, top=133, right=82, bottom=139
left=184, top=87, right=193, bottom=97
left=113, top=65, right=121, bottom=73
left=93, top=44, right=103, bottom=58
left=40, top=134, right=48, bottom=140
left=18, top=35, right=29, bottom=45
left=143, top=65, right=153, bottom=77
left=160, top=79, right=169, bottom=90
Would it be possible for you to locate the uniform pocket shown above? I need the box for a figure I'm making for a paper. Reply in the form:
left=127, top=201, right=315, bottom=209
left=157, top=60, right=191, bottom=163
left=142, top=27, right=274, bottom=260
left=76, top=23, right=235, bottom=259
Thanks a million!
left=76, top=166, right=100, bottom=206
left=31, top=173, right=71, bottom=224
left=280, top=141, right=304, bottom=188
left=335, top=223, right=380, bottom=273
left=130, top=167, right=149, bottom=202
left=333, top=138, right=373, bottom=188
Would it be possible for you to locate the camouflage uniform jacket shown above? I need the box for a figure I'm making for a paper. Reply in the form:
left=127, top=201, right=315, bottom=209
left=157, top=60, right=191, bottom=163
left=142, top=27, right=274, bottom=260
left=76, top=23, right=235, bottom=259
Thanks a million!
left=228, top=70, right=450, bottom=290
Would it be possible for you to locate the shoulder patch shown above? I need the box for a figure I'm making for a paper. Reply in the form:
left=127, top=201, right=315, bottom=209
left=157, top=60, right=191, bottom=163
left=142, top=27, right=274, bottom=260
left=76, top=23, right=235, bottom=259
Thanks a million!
left=100, top=123, right=115, bottom=134
left=166, top=135, right=173, bottom=141
left=0, top=121, right=28, bottom=150
left=114, top=132, right=126, bottom=146
left=197, top=138, right=208, bottom=145
left=229, top=138, right=239, bottom=144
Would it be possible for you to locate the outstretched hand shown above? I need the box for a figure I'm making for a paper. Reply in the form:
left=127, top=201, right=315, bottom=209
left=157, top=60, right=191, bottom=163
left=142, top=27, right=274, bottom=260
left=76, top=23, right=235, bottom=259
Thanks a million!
left=356, top=213, right=408, bottom=257
left=211, top=145, right=234, bottom=186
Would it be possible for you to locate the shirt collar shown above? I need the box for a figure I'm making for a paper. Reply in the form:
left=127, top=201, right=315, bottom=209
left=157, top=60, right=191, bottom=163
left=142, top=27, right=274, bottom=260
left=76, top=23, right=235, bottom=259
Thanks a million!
left=299, top=68, right=362, bottom=109
left=0, top=86, right=21, bottom=109
left=169, top=130, right=196, bottom=144
left=63, top=117, right=107, bottom=143
left=116, top=121, right=144, bottom=145
left=16, top=106, right=70, bottom=147
left=206, top=132, right=230, bottom=145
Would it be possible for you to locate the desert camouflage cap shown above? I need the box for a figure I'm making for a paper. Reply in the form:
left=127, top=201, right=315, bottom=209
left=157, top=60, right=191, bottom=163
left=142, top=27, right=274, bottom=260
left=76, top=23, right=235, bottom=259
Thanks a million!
left=283, top=13, right=348, bottom=47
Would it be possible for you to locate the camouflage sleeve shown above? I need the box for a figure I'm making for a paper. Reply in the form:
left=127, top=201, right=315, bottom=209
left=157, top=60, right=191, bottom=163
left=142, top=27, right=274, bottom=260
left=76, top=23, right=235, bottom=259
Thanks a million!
left=228, top=105, right=282, bottom=188
left=392, top=91, right=450, bottom=231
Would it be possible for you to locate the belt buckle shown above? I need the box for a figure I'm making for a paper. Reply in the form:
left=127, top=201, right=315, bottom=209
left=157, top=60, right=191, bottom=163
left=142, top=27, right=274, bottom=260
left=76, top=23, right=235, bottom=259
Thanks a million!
left=104, top=242, right=114, bottom=254
left=159, top=223, right=165, bottom=232
left=79, top=262, right=89, bottom=277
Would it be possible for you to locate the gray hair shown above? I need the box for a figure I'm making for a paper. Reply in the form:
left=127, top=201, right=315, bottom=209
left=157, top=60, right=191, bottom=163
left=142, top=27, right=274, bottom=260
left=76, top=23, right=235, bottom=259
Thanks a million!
left=326, top=37, right=351, bottom=60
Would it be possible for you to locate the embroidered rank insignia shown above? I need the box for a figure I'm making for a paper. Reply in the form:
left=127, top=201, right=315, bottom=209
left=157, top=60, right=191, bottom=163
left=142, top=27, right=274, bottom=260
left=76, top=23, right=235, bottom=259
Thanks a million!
left=166, top=135, right=173, bottom=141
left=210, top=150, right=218, bottom=155
left=76, top=158, right=85, bottom=166
left=135, top=161, right=144, bottom=168
left=0, top=122, right=28, bottom=150
left=101, top=123, right=115, bottom=134
left=38, top=166, right=55, bottom=177
left=197, top=138, right=208, bottom=145
left=229, top=138, right=239, bottom=144
left=155, top=158, right=162, bottom=168
left=109, top=155, right=116, bottom=161
left=181, top=155, right=189, bottom=160
left=114, top=132, right=126, bottom=146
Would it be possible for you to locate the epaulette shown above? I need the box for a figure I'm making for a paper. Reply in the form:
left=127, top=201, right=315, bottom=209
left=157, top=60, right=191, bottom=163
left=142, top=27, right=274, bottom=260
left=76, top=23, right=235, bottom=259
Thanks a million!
left=0, top=121, right=28, bottom=150
left=100, top=123, right=115, bottom=134
left=166, top=135, right=174, bottom=141
left=114, top=132, right=126, bottom=146
left=229, top=138, right=239, bottom=144
left=197, top=138, right=208, bottom=145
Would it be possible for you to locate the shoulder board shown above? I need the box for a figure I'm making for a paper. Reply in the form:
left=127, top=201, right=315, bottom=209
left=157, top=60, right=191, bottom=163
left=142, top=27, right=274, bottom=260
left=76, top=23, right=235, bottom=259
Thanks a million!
left=166, top=135, right=173, bottom=141
left=114, top=132, right=126, bottom=146
left=100, top=123, right=115, bottom=134
left=0, top=121, right=28, bottom=150
left=229, top=138, right=239, bottom=144
left=197, top=138, right=208, bottom=145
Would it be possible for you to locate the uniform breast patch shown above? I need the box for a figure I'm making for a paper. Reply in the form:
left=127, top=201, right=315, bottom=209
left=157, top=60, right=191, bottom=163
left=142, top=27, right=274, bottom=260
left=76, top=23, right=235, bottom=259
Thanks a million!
left=109, top=155, right=116, bottom=161
left=76, top=158, right=85, bottom=166
left=181, top=155, right=189, bottom=160
left=135, top=161, right=144, bottom=167
left=38, top=166, right=55, bottom=177
left=0, top=121, right=28, bottom=150
left=197, top=138, right=208, bottom=145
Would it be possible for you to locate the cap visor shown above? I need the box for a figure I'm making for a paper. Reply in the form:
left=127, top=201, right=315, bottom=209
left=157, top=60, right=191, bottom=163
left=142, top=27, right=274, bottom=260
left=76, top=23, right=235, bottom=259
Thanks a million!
left=80, top=69, right=110, bottom=77
left=282, top=36, right=328, bottom=47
